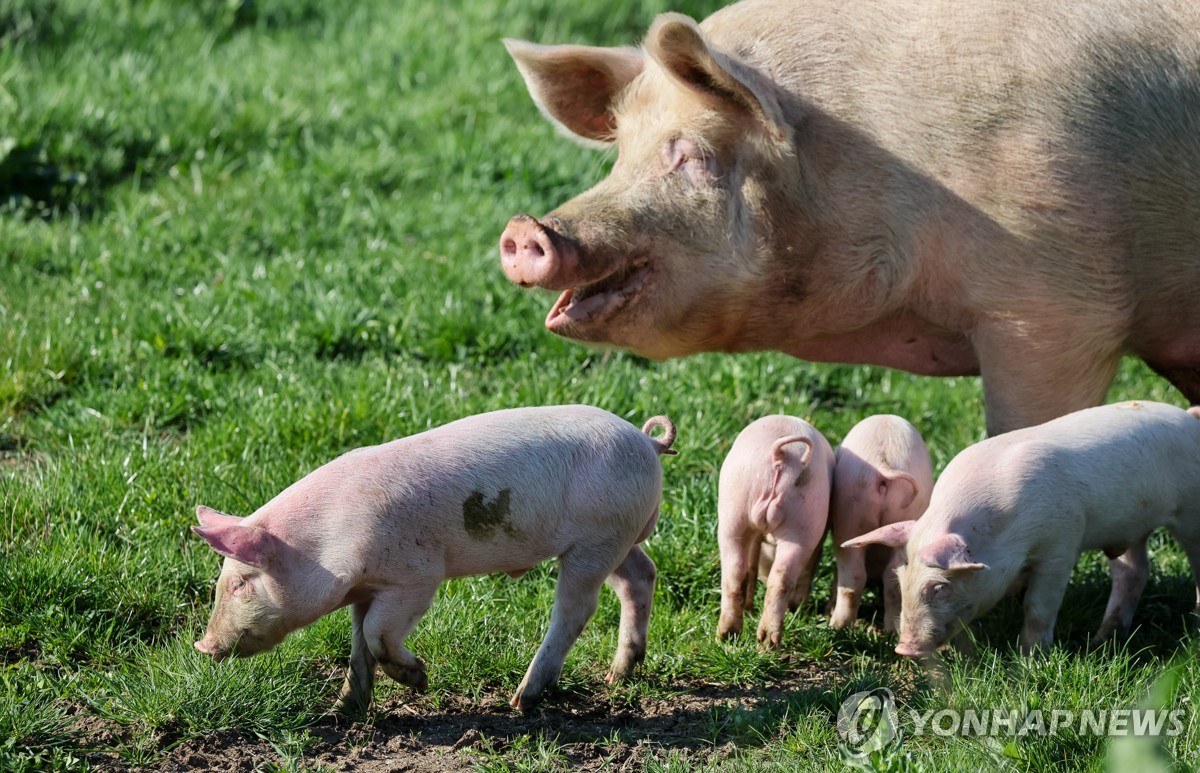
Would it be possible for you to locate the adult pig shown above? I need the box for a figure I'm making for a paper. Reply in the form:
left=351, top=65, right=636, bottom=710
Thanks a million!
left=716, top=415, right=835, bottom=648
left=499, top=0, right=1200, bottom=435
left=845, top=401, right=1200, bottom=657
left=829, top=414, right=932, bottom=631
left=192, top=406, right=677, bottom=711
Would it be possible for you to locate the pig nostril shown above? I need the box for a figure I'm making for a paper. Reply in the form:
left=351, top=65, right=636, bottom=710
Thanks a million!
left=529, top=241, right=545, bottom=258
left=501, top=238, right=517, bottom=258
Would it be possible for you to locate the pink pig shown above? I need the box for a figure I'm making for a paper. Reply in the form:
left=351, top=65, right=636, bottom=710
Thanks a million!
left=829, top=415, right=933, bottom=631
left=192, top=405, right=676, bottom=711
left=716, top=415, right=835, bottom=648
left=846, top=401, right=1200, bottom=657
left=500, top=1, right=1200, bottom=437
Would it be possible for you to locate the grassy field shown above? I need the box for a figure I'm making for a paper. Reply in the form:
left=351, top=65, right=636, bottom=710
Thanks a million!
left=2, top=0, right=1198, bottom=770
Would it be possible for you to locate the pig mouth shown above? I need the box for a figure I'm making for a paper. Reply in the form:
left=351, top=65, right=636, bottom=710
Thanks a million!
left=545, top=260, right=651, bottom=334
left=894, top=641, right=935, bottom=658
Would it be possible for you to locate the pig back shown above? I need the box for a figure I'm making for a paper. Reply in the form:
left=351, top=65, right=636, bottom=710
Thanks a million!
left=371, top=406, right=665, bottom=578
left=931, top=401, right=1200, bottom=553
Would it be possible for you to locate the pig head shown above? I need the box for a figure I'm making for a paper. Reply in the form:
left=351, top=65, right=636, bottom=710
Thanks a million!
left=501, top=15, right=830, bottom=363
left=845, top=521, right=992, bottom=657
left=192, top=505, right=344, bottom=660
left=501, top=3, right=1200, bottom=435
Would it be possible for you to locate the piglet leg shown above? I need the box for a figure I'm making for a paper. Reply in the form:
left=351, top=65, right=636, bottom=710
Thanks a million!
left=1019, top=557, right=1075, bottom=655
left=1092, top=538, right=1150, bottom=646
left=717, top=526, right=755, bottom=640
left=830, top=544, right=867, bottom=629
left=757, top=538, right=811, bottom=650
left=1168, top=526, right=1200, bottom=622
left=334, top=601, right=377, bottom=714
left=604, top=545, right=656, bottom=683
left=511, top=550, right=608, bottom=710
left=881, top=549, right=905, bottom=633
left=363, top=583, right=440, bottom=692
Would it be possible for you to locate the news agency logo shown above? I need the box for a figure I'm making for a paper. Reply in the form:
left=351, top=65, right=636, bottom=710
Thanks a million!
left=836, top=687, right=1187, bottom=756
left=837, top=688, right=900, bottom=759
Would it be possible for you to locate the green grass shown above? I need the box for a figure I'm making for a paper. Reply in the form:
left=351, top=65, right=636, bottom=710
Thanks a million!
left=2, top=0, right=1198, bottom=769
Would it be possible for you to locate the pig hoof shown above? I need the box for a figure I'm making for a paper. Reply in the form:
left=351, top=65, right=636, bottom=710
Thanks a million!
left=756, top=628, right=782, bottom=651
left=510, top=688, right=542, bottom=711
left=382, top=661, right=429, bottom=690
left=333, top=691, right=371, bottom=716
left=716, top=620, right=742, bottom=641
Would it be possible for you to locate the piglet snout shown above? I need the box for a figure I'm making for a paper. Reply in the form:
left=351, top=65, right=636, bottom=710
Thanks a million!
left=194, top=636, right=227, bottom=661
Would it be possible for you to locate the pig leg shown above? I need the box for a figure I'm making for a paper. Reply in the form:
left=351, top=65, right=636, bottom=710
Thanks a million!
left=604, top=545, right=656, bottom=683
left=748, top=537, right=764, bottom=609
left=790, top=537, right=822, bottom=612
left=1091, top=540, right=1150, bottom=646
left=334, top=601, right=377, bottom=713
left=881, top=549, right=905, bottom=633
left=1018, top=558, right=1076, bottom=655
left=362, top=583, right=440, bottom=692
left=975, top=326, right=1121, bottom=435
left=1168, top=528, right=1200, bottom=620
left=511, top=551, right=609, bottom=710
left=757, top=539, right=811, bottom=650
left=830, top=545, right=868, bottom=629
left=717, top=526, right=755, bottom=640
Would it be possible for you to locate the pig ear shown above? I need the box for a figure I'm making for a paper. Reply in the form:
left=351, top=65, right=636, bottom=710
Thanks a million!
left=646, top=13, right=789, bottom=142
left=917, top=534, right=987, bottom=573
left=196, top=505, right=244, bottom=529
left=879, top=471, right=920, bottom=511
left=504, top=39, right=645, bottom=148
left=841, top=520, right=914, bottom=550
left=192, top=517, right=276, bottom=569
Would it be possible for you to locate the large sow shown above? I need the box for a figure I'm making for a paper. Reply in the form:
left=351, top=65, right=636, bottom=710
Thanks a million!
left=500, top=0, right=1200, bottom=435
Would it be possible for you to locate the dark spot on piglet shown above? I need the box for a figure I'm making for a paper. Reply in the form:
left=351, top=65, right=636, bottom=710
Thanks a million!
left=464, top=488, right=517, bottom=540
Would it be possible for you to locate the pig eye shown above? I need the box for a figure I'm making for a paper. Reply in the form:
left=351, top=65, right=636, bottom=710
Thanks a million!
left=231, top=578, right=247, bottom=593
left=663, top=137, right=716, bottom=186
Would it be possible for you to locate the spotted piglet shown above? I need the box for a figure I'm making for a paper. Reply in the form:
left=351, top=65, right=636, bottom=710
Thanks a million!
left=192, top=405, right=676, bottom=711
left=829, top=414, right=933, bottom=631
left=717, top=415, right=835, bottom=648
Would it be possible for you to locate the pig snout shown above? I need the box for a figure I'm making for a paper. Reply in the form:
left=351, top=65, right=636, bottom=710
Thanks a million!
left=499, top=214, right=580, bottom=290
left=194, top=635, right=229, bottom=661
left=894, top=640, right=929, bottom=658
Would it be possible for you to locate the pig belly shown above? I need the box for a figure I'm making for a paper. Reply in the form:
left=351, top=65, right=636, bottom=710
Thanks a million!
left=434, top=492, right=654, bottom=580
left=785, top=314, right=979, bottom=377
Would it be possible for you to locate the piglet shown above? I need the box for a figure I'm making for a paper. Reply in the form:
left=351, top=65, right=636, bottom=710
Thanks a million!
left=192, top=405, right=676, bottom=711
left=830, top=415, right=933, bottom=631
left=716, top=415, right=835, bottom=648
left=846, top=401, right=1200, bottom=657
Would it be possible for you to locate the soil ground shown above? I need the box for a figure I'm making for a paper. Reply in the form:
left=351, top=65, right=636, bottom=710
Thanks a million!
left=81, top=665, right=850, bottom=771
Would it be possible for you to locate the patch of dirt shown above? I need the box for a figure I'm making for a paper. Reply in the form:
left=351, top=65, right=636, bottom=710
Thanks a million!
left=81, top=664, right=859, bottom=771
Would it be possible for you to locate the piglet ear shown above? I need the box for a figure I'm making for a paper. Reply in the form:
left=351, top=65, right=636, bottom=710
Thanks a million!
left=192, top=508, right=276, bottom=568
left=841, top=520, right=914, bottom=549
left=917, top=533, right=987, bottom=572
left=196, top=505, right=244, bottom=529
